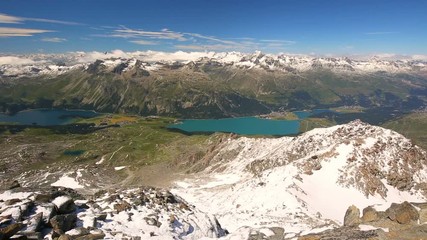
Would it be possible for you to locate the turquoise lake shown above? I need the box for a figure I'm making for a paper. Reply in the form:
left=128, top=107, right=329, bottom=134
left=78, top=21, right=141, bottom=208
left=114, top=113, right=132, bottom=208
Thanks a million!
left=0, top=109, right=100, bottom=126
left=169, top=109, right=336, bottom=135
left=169, top=117, right=300, bottom=135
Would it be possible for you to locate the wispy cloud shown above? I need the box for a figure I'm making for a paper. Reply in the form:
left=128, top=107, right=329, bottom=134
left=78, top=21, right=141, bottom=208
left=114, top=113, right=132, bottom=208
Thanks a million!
left=185, top=33, right=236, bottom=45
left=130, top=40, right=158, bottom=45
left=0, top=27, right=53, bottom=37
left=41, top=37, right=67, bottom=42
left=0, top=13, right=22, bottom=24
left=260, top=39, right=296, bottom=45
left=113, top=27, right=187, bottom=41
left=175, top=44, right=241, bottom=51
left=364, top=31, right=399, bottom=35
left=0, top=13, right=81, bottom=25
left=97, top=26, right=296, bottom=52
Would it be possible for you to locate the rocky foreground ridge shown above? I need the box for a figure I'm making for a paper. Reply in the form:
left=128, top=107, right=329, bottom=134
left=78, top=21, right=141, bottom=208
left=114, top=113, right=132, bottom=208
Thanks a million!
left=1, top=184, right=427, bottom=240
left=0, top=185, right=225, bottom=239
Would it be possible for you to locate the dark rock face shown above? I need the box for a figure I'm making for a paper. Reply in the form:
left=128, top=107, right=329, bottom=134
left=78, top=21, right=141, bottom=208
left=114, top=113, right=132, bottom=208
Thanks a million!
left=50, top=214, right=77, bottom=232
left=385, top=201, right=419, bottom=224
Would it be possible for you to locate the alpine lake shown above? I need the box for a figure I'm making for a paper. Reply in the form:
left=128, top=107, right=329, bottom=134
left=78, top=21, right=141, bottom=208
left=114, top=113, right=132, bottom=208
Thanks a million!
left=0, top=108, right=405, bottom=136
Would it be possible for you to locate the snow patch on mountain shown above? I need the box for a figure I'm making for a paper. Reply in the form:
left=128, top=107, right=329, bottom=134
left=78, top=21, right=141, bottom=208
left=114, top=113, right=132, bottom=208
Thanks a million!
left=51, top=174, right=83, bottom=189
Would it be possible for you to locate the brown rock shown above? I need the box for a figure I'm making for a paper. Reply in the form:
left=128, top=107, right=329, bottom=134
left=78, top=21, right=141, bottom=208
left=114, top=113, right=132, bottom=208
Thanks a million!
left=4, top=198, right=21, bottom=206
left=14, top=231, right=42, bottom=240
left=298, top=236, right=321, bottom=240
left=0, top=223, right=23, bottom=239
left=65, top=227, right=90, bottom=238
left=58, top=234, right=72, bottom=240
left=298, top=226, right=380, bottom=240
left=361, top=206, right=379, bottom=222
left=386, top=201, right=419, bottom=224
left=343, top=205, right=361, bottom=226
left=74, top=233, right=106, bottom=240
left=34, top=193, right=52, bottom=203
left=8, top=180, right=20, bottom=190
left=415, top=202, right=427, bottom=224
left=113, top=201, right=131, bottom=213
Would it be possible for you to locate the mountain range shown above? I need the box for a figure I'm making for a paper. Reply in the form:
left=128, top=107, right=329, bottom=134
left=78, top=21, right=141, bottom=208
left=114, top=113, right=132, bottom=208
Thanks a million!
left=1, top=51, right=427, bottom=118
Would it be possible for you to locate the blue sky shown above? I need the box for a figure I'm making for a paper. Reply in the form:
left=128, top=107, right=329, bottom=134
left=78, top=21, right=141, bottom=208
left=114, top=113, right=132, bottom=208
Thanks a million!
left=0, top=0, right=426, bottom=55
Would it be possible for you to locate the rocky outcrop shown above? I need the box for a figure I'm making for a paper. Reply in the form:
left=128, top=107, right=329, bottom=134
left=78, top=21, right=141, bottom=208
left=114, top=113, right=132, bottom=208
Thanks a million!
left=300, top=201, right=427, bottom=240
left=344, top=205, right=361, bottom=226
left=385, top=201, right=419, bottom=224
left=361, top=206, right=380, bottom=222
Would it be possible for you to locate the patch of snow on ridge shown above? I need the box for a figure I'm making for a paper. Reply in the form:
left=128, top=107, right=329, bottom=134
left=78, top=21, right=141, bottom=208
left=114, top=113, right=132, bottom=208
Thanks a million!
left=51, top=174, right=83, bottom=189
left=95, top=155, right=106, bottom=165
left=114, top=166, right=126, bottom=171
left=172, top=120, right=427, bottom=235
left=0, top=191, right=33, bottom=201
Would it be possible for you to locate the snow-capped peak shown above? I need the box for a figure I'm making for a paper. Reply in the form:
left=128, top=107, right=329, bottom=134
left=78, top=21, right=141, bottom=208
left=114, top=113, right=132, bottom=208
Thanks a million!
left=1, top=51, right=426, bottom=78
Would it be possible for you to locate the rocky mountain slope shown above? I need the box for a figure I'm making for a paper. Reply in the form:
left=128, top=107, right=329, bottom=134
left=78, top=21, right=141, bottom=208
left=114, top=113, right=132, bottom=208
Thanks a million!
left=1, top=51, right=427, bottom=118
left=172, top=120, right=427, bottom=238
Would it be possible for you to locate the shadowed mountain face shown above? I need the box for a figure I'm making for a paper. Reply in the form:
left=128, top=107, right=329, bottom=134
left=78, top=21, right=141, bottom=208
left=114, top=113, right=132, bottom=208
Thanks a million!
left=1, top=53, right=426, bottom=118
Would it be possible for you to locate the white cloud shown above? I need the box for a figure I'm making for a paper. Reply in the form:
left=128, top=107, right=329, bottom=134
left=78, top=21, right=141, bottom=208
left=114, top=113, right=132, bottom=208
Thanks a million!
left=410, top=55, right=427, bottom=61
left=136, top=50, right=216, bottom=62
left=41, top=37, right=67, bottom=42
left=0, top=27, right=53, bottom=37
left=68, top=50, right=216, bottom=63
left=0, top=56, right=36, bottom=65
left=0, top=13, right=80, bottom=25
left=130, top=40, right=157, bottom=45
left=76, top=49, right=130, bottom=63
